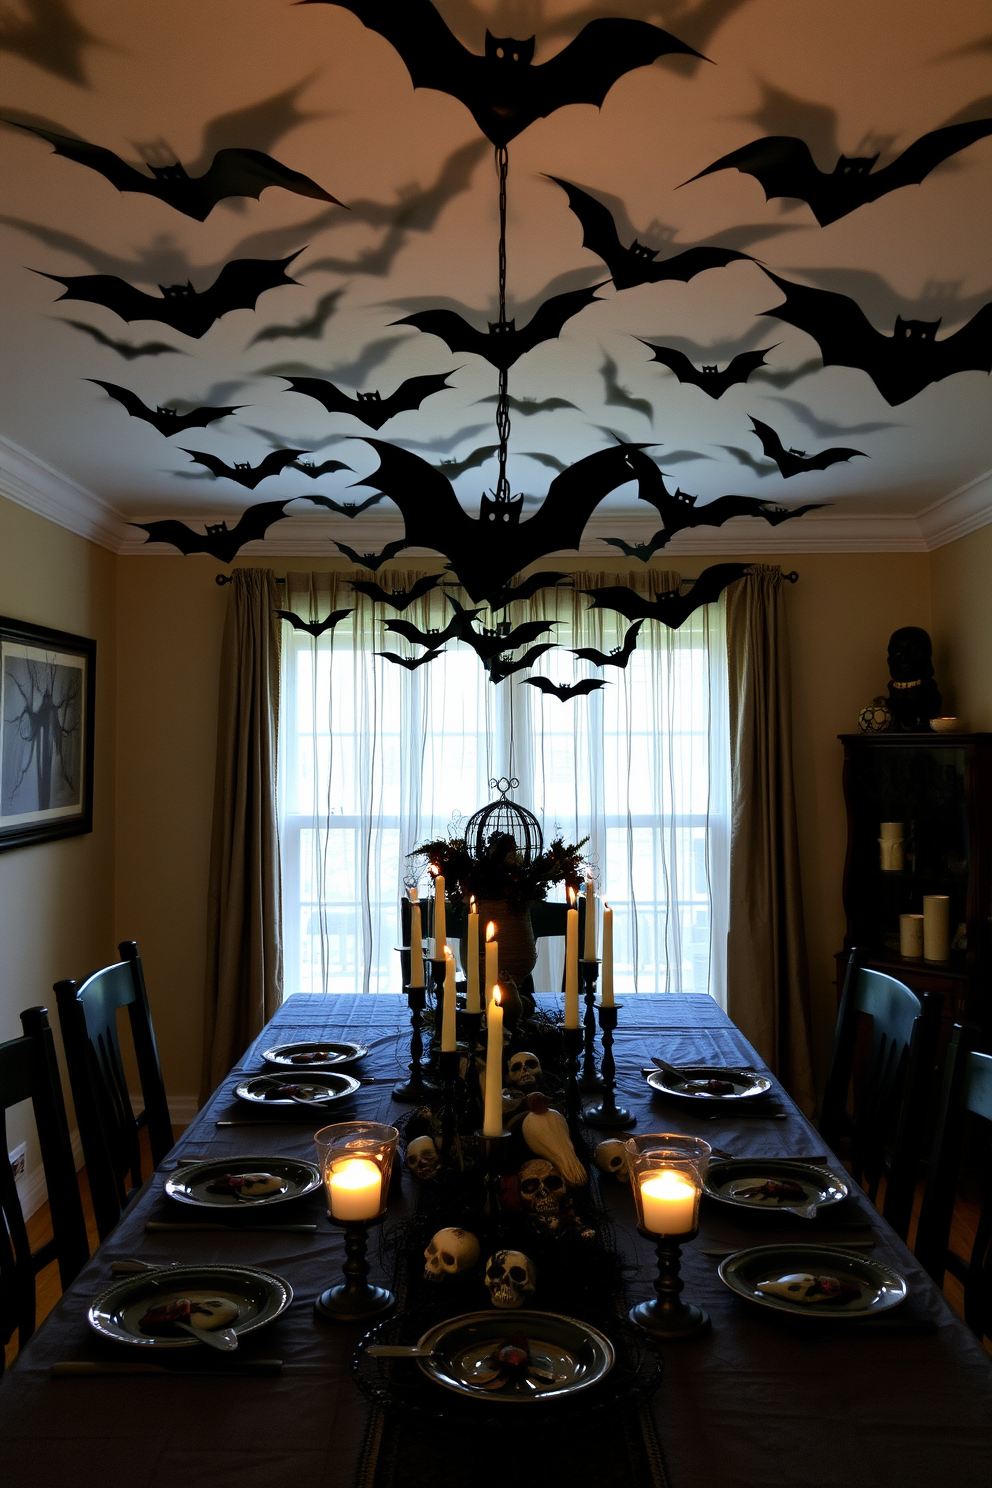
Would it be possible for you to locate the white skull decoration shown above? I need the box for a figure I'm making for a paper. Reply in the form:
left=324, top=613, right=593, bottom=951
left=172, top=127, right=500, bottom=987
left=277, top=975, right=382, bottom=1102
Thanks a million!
left=593, top=1139, right=630, bottom=1182
left=485, top=1249, right=537, bottom=1309
left=507, top=1051, right=542, bottom=1091
left=518, top=1159, right=567, bottom=1227
left=406, top=1135, right=440, bottom=1180
left=424, top=1227, right=480, bottom=1280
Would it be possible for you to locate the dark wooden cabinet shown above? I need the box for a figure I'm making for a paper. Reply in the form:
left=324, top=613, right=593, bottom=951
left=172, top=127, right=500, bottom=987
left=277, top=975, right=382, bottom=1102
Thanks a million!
left=836, top=732, right=992, bottom=1037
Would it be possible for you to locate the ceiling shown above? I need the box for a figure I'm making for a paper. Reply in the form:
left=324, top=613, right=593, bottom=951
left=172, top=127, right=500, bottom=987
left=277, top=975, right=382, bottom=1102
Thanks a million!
left=1, top=0, right=991, bottom=556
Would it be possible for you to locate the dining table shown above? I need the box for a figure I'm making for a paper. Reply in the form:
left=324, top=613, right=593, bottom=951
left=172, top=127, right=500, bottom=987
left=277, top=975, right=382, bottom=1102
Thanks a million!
left=1, top=990, right=990, bottom=1487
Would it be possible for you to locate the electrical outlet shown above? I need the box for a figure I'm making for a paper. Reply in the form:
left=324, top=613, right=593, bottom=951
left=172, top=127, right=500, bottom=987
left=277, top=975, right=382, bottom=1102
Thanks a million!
left=9, top=1143, right=26, bottom=1182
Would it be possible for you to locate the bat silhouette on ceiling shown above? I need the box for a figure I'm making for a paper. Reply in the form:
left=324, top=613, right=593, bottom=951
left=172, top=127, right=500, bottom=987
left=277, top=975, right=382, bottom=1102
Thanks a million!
left=304, top=493, right=384, bottom=518
left=283, top=371, right=455, bottom=428
left=639, top=341, right=774, bottom=398
left=349, top=575, right=443, bottom=609
left=131, top=498, right=302, bottom=562
left=334, top=538, right=408, bottom=571
left=61, top=320, right=186, bottom=360
left=180, top=447, right=306, bottom=489
left=524, top=676, right=608, bottom=701
left=292, top=459, right=354, bottom=479
left=748, top=416, right=866, bottom=478
left=300, top=0, right=702, bottom=147
left=453, top=616, right=558, bottom=664
left=376, top=647, right=445, bottom=670
left=276, top=607, right=353, bottom=637
left=547, top=177, right=749, bottom=290
left=352, top=439, right=649, bottom=601
left=760, top=272, right=992, bottom=404
left=479, top=571, right=571, bottom=610
left=384, top=615, right=464, bottom=649
left=571, top=619, right=644, bottom=668
left=4, top=121, right=344, bottom=221
left=37, top=251, right=303, bottom=339
left=393, top=284, right=604, bottom=371
left=87, top=380, right=244, bottom=435
left=487, top=643, right=558, bottom=683
left=435, top=445, right=499, bottom=479
left=582, top=564, right=750, bottom=628
left=684, top=118, right=992, bottom=226
left=604, top=531, right=673, bottom=562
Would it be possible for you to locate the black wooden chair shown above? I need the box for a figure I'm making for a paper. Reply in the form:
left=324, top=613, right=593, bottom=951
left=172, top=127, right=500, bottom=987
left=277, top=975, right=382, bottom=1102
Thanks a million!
left=819, top=949, right=942, bottom=1239
left=915, top=1024, right=992, bottom=1339
left=1, top=1006, right=89, bottom=1368
left=55, top=941, right=174, bottom=1241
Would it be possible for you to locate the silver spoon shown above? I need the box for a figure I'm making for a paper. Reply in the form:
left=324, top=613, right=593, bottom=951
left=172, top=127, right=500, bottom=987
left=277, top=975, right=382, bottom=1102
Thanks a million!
left=176, top=1321, right=239, bottom=1352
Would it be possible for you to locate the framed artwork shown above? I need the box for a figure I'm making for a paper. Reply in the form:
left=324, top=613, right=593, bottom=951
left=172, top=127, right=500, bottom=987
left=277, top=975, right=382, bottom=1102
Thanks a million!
left=0, top=615, right=96, bottom=852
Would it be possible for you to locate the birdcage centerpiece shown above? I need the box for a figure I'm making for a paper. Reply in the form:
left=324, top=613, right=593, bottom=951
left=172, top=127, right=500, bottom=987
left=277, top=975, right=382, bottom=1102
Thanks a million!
left=411, top=779, right=587, bottom=997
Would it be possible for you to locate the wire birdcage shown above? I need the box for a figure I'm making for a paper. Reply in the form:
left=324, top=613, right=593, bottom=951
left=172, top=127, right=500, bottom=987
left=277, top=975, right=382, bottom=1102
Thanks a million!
left=464, top=777, right=543, bottom=864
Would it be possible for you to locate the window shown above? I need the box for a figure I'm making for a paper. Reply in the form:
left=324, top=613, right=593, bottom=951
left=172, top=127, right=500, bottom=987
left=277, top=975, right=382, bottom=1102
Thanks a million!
left=278, top=568, right=729, bottom=1002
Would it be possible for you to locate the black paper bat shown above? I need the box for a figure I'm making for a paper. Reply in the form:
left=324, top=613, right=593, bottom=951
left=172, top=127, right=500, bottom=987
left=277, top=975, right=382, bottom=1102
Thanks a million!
left=523, top=676, right=608, bottom=701
left=353, top=439, right=649, bottom=600
left=547, top=177, right=748, bottom=290
left=630, top=447, right=825, bottom=538
left=748, top=416, right=866, bottom=478
left=571, top=619, right=644, bottom=668
left=582, top=563, right=750, bottom=629
left=292, top=460, right=354, bottom=479
left=376, top=648, right=445, bottom=669
left=393, top=285, right=604, bottom=372
left=6, top=121, right=344, bottom=221
left=456, top=617, right=557, bottom=663
left=685, top=119, right=992, bottom=226
left=304, top=493, right=384, bottom=518
left=249, top=289, right=346, bottom=346
left=479, top=394, right=577, bottom=415
left=301, top=0, right=702, bottom=147
left=481, top=571, right=570, bottom=609
left=350, top=575, right=443, bottom=609
left=180, top=447, right=306, bottom=489
left=283, top=371, right=455, bottom=428
left=88, top=380, right=243, bottom=435
left=131, top=499, right=297, bottom=562
left=384, top=615, right=463, bottom=648
left=276, top=608, right=353, bottom=636
left=639, top=341, right=774, bottom=399
left=604, top=532, right=670, bottom=562
left=488, top=643, right=558, bottom=683
left=335, top=539, right=408, bottom=571
left=37, top=252, right=304, bottom=340
left=436, top=446, right=499, bottom=479
left=61, top=320, right=185, bottom=359
left=760, top=272, right=992, bottom=405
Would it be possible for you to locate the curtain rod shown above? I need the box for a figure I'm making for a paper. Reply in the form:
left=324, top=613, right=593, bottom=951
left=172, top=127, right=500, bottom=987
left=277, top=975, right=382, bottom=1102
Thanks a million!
left=214, top=569, right=800, bottom=588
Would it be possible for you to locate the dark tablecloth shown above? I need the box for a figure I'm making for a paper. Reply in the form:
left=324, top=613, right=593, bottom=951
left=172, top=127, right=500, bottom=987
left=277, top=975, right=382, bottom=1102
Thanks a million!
left=2, top=993, right=990, bottom=1486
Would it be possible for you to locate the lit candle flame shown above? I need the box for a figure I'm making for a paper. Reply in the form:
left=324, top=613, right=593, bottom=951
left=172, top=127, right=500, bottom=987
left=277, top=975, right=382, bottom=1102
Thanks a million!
left=470, top=895, right=477, bottom=911
left=429, top=863, right=439, bottom=879
left=486, top=921, right=496, bottom=942
left=493, top=985, right=502, bottom=1007
left=444, top=944, right=454, bottom=960
left=567, top=885, right=577, bottom=907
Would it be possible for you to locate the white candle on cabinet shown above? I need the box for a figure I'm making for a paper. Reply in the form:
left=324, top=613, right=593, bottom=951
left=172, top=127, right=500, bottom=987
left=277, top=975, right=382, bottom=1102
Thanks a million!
left=583, top=875, right=596, bottom=959
left=483, top=987, right=504, bottom=1137
left=601, top=903, right=614, bottom=1006
left=465, top=898, right=481, bottom=1013
left=564, top=891, right=579, bottom=1028
left=441, top=947, right=457, bottom=1052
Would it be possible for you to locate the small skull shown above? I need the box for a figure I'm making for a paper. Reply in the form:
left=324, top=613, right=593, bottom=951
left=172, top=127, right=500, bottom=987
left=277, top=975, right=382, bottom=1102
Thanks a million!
left=593, top=1139, right=630, bottom=1182
left=424, top=1227, right=480, bottom=1280
left=518, top=1158, right=567, bottom=1228
left=406, top=1135, right=439, bottom=1180
left=507, top=1051, right=542, bottom=1091
left=484, top=1249, right=537, bottom=1309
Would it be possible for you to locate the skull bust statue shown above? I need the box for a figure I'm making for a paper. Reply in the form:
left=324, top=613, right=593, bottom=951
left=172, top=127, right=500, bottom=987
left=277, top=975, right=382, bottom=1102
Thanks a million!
left=593, top=1139, right=630, bottom=1182
left=484, top=1249, right=537, bottom=1309
left=424, top=1227, right=480, bottom=1281
left=518, top=1158, right=567, bottom=1230
left=507, top=1051, right=542, bottom=1091
left=406, top=1135, right=440, bottom=1180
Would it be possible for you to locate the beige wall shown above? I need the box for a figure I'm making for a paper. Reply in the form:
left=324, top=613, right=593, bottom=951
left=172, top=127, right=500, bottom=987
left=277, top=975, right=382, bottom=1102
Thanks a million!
left=0, top=493, right=117, bottom=1177
left=930, top=524, right=992, bottom=732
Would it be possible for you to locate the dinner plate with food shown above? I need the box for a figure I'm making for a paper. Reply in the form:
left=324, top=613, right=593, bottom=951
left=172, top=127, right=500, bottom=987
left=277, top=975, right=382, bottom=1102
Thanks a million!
left=645, top=1063, right=773, bottom=1103
left=234, top=1069, right=361, bottom=1106
left=718, top=1244, right=906, bottom=1320
left=703, top=1158, right=848, bottom=1219
left=261, top=1040, right=367, bottom=1069
left=164, top=1155, right=321, bottom=1209
left=88, top=1264, right=293, bottom=1349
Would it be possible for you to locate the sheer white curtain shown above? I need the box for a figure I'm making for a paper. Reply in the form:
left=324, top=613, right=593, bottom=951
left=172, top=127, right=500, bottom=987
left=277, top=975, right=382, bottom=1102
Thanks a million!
left=278, top=568, right=729, bottom=1003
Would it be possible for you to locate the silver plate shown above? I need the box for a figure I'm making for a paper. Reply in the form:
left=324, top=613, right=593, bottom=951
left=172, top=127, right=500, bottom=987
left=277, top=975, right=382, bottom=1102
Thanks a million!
left=234, top=1069, right=361, bottom=1106
left=261, top=1040, right=368, bottom=1069
left=719, top=1245, right=907, bottom=1319
left=703, top=1158, right=848, bottom=1215
left=412, top=1310, right=614, bottom=1402
left=164, top=1155, right=321, bottom=1209
left=88, top=1264, right=293, bottom=1348
left=645, top=1064, right=773, bottom=1102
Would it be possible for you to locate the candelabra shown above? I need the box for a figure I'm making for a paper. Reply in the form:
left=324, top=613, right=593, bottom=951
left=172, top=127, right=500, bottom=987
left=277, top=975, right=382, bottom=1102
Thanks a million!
left=584, top=1003, right=634, bottom=1129
left=579, top=960, right=604, bottom=1091
left=476, top=1128, right=510, bottom=1233
left=562, top=1025, right=584, bottom=1137
left=438, top=1048, right=461, bottom=1172
left=392, top=981, right=431, bottom=1103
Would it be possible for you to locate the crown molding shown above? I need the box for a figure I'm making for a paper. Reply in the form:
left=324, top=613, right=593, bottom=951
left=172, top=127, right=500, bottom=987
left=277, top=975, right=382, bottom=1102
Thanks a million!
left=0, top=434, right=130, bottom=551
left=915, top=465, right=992, bottom=549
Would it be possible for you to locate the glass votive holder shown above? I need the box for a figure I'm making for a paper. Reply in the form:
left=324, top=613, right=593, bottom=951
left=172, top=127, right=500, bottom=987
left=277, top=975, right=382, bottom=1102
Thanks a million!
left=313, top=1122, right=398, bottom=1323
left=624, top=1134, right=711, bottom=1339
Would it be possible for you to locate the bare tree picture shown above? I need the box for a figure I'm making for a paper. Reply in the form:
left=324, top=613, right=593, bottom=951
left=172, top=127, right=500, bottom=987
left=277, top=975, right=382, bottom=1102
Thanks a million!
left=0, top=621, right=95, bottom=850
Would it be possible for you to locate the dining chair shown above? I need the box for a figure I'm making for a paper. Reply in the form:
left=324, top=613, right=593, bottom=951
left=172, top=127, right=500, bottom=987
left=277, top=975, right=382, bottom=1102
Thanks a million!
left=819, top=949, right=942, bottom=1239
left=914, top=1023, right=992, bottom=1339
left=54, top=941, right=174, bottom=1241
left=0, top=1006, right=89, bottom=1368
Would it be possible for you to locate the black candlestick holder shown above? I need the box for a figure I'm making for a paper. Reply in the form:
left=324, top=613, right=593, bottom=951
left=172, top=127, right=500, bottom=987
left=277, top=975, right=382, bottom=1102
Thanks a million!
left=584, top=1003, right=634, bottom=1129
left=315, top=1215, right=394, bottom=1324
left=562, top=1025, right=584, bottom=1135
left=393, top=981, right=432, bottom=1103
left=438, top=1048, right=461, bottom=1171
left=476, top=1128, right=510, bottom=1233
left=579, top=960, right=604, bottom=1092
left=629, top=1228, right=709, bottom=1339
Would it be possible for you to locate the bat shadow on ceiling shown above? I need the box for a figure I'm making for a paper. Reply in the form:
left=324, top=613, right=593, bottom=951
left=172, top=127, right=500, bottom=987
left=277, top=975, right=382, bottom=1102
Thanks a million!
left=932, top=34, right=992, bottom=63
left=545, top=176, right=799, bottom=256
left=0, top=215, right=224, bottom=287
left=777, top=267, right=992, bottom=328
left=393, top=424, right=493, bottom=455
left=599, top=353, right=652, bottom=421
left=246, top=425, right=350, bottom=452
left=737, top=81, right=842, bottom=166
left=767, top=396, right=902, bottom=440
left=158, top=380, right=253, bottom=412
left=639, top=321, right=771, bottom=363
left=0, top=0, right=105, bottom=86
left=255, top=334, right=411, bottom=386
left=540, top=0, right=755, bottom=73
left=185, top=76, right=327, bottom=181
left=386, top=266, right=602, bottom=324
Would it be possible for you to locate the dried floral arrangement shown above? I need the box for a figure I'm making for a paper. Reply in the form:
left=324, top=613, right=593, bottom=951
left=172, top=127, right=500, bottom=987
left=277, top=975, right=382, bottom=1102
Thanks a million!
left=410, top=831, right=588, bottom=906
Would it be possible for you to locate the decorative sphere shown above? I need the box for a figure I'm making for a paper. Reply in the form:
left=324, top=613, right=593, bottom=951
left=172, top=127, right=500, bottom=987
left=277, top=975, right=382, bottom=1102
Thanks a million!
left=858, top=696, right=892, bottom=734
